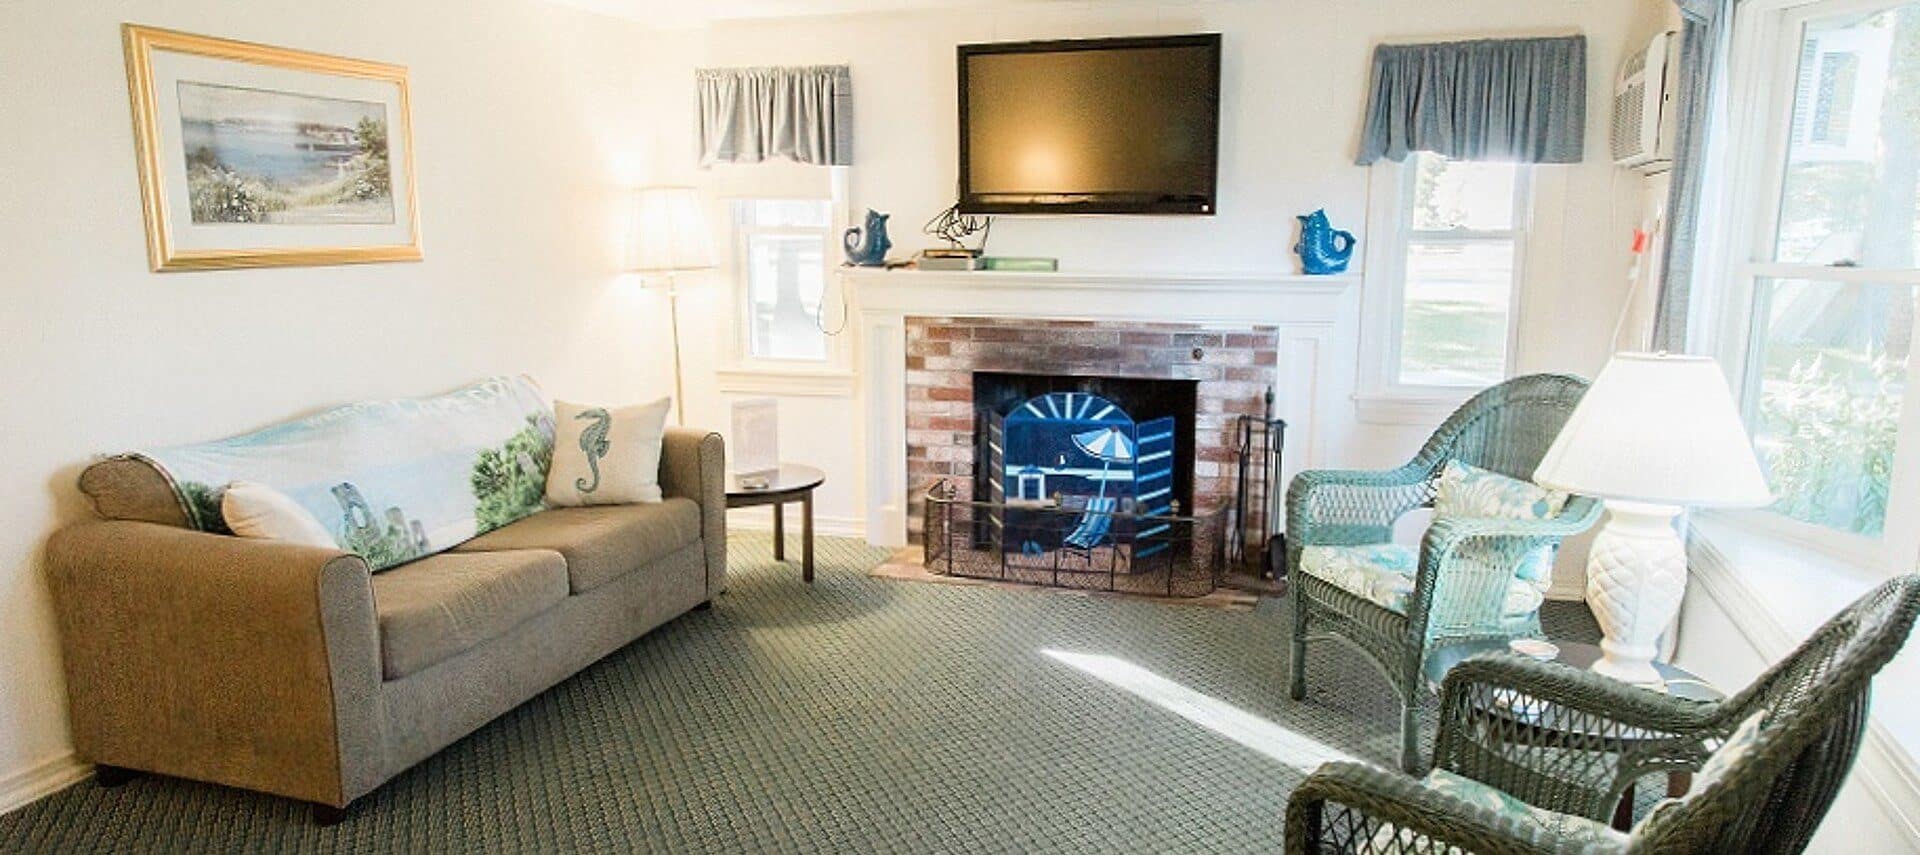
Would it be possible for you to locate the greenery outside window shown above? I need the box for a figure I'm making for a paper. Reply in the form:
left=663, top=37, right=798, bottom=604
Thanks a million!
left=1394, top=154, right=1530, bottom=388
left=1718, top=0, right=1920, bottom=568
left=1358, top=152, right=1532, bottom=421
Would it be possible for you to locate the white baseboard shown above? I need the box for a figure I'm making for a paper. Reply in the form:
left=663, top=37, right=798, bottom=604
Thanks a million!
left=1688, top=535, right=1920, bottom=847
left=726, top=510, right=865, bottom=540
left=0, top=751, right=89, bottom=816
left=1545, top=580, right=1586, bottom=602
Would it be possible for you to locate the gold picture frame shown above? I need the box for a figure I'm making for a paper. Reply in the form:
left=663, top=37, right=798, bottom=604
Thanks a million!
left=123, top=24, right=422, bottom=271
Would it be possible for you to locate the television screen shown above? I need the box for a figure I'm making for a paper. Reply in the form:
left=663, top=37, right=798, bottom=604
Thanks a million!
left=958, top=34, right=1221, bottom=215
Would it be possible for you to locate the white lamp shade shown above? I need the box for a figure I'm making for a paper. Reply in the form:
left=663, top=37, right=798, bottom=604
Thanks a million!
left=630, top=186, right=716, bottom=272
left=1533, top=353, right=1772, bottom=507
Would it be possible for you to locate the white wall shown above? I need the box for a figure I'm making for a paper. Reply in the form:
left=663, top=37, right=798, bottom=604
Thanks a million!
left=0, top=0, right=680, bottom=804
left=647, top=0, right=1669, bottom=555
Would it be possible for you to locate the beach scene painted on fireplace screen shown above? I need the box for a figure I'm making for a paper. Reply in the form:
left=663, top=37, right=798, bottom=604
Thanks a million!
left=176, top=81, right=395, bottom=225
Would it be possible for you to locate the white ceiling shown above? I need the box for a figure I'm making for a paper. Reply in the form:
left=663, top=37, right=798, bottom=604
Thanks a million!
left=542, top=0, right=1085, bottom=29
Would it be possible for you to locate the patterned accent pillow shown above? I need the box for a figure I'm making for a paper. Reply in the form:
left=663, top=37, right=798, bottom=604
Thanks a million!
left=1433, top=460, right=1570, bottom=590
left=546, top=398, right=673, bottom=507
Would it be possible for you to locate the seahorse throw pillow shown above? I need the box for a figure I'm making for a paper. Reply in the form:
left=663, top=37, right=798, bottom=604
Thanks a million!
left=546, top=397, right=673, bottom=507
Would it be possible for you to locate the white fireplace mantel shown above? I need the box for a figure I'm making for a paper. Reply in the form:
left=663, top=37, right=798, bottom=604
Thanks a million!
left=840, top=267, right=1361, bottom=547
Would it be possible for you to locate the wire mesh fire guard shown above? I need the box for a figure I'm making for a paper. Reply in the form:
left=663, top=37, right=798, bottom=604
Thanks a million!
left=921, top=481, right=1226, bottom=597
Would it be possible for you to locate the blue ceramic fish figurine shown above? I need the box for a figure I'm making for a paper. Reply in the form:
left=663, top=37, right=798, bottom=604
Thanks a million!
left=843, top=209, right=892, bottom=267
left=1295, top=209, right=1356, bottom=275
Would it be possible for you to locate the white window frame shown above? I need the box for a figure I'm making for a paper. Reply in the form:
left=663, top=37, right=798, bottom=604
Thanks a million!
left=717, top=167, right=855, bottom=397
left=1356, top=154, right=1533, bottom=424
left=1704, top=0, right=1920, bottom=573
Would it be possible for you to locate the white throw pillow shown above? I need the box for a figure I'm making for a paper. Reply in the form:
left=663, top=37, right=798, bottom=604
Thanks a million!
left=221, top=480, right=338, bottom=549
left=546, top=397, right=672, bottom=507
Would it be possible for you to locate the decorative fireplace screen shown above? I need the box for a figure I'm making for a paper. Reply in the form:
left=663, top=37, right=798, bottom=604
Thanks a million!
left=922, top=389, right=1224, bottom=597
left=921, top=482, right=1223, bottom=597
left=982, top=392, right=1177, bottom=547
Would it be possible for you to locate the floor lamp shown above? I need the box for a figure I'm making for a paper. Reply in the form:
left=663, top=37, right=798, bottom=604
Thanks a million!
left=631, top=186, right=716, bottom=426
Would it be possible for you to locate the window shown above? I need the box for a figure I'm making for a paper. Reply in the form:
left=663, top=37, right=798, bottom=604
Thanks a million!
left=1809, top=51, right=1859, bottom=143
left=1389, top=153, right=1531, bottom=389
left=713, top=164, right=853, bottom=397
left=734, top=199, right=832, bottom=362
left=1720, top=0, right=1920, bottom=562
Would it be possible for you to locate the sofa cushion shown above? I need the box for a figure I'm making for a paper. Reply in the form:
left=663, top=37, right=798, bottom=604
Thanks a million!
left=371, top=550, right=568, bottom=679
left=453, top=500, right=701, bottom=594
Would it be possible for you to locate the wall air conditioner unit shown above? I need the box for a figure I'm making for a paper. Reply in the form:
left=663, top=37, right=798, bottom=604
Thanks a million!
left=1611, top=30, right=1681, bottom=174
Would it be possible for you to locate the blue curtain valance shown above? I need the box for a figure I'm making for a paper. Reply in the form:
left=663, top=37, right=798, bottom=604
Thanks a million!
left=1356, top=35, right=1588, bottom=165
left=1652, top=1, right=1734, bottom=351
left=698, top=65, right=853, bottom=167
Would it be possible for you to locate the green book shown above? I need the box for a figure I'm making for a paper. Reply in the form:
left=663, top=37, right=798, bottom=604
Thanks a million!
left=980, top=256, right=1059, bottom=272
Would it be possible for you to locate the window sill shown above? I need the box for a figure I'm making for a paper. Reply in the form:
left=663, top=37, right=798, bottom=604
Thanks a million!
left=1352, top=391, right=1471, bottom=426
left=715, top=364, right=855, bottom=397
left=1686, top=512, right=1920, bottom=839
left=1687, top=512, right=1890, bottom=647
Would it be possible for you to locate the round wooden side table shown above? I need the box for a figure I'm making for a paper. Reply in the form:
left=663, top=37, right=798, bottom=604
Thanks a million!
left=725, top=464, right=826, bottom=582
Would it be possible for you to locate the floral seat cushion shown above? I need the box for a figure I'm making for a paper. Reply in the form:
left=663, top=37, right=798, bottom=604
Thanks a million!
left=1299, top=544, right=1545, bottom=617
left=1368, top=768, right=1626, bottom=850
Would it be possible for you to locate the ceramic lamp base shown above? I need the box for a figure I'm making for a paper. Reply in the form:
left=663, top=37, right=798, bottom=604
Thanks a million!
left=1584, top=500, right=1686, bottom=687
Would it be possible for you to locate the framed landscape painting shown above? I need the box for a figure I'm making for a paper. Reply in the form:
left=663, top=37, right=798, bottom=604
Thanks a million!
left=122, top=25, right=421, bottom=271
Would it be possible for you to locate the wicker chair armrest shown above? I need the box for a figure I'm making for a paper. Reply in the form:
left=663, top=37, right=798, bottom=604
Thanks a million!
left=1404, top=498, right=1603, bottom=638
left=1285, top=762, right=1571, bottom=855
left=1432, top=654, right=1723, bottom=818
left=1438, top=642, right=1720, bottom=734
left=1420, top=497, right=1604, bottom=553
left=1285, top=464, right=1434, bottom=548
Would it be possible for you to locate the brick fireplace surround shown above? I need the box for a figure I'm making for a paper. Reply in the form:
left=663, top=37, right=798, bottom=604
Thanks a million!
left=904, top=316, right=1280, bottom=542
left=842, top=267, right=1358, bottom=547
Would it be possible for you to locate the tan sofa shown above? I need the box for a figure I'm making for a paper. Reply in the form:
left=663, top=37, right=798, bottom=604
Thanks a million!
left=45, top=428, right=726, bottom=821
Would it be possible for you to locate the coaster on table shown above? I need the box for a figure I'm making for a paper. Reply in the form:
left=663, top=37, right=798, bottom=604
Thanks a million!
left=1508, top=638, right=1559, bottom=661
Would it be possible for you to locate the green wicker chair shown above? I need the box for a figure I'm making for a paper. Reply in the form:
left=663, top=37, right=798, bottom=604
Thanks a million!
left=1284, top=573, right=1920, bottom=854
left=1286, top=374, right=1602, bottom=772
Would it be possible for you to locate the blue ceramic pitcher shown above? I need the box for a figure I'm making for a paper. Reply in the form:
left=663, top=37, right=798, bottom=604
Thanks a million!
left=843, top=209, right=892, bottom=267
left=1295, top=209, right=1355, bottom=275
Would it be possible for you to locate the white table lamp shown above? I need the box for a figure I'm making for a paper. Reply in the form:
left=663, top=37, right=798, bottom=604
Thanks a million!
left=1533, top=353, right=1772, bottom=684
left=631, top=186, right=716, bottom=426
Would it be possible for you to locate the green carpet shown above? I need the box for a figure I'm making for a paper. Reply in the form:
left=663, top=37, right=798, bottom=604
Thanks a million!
left=0, top=533, right=1600, bottom=853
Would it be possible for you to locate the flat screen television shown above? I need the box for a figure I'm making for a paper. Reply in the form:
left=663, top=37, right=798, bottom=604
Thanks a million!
left=957, top=34, right=1221, bottom=216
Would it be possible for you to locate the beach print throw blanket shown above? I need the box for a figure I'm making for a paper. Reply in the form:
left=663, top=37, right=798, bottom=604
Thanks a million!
left=140, top=375, right=555, bottom=570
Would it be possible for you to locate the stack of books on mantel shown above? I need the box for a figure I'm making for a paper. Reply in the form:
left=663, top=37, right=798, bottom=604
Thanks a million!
left=912, top=249, right=1058, bottom=272
left=913, top=248, right=981, bottom=271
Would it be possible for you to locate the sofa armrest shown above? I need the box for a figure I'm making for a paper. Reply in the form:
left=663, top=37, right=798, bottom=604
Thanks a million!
left=659, top=428, right=727, bottom=595
left=44, top=521, right=382, bottom=806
